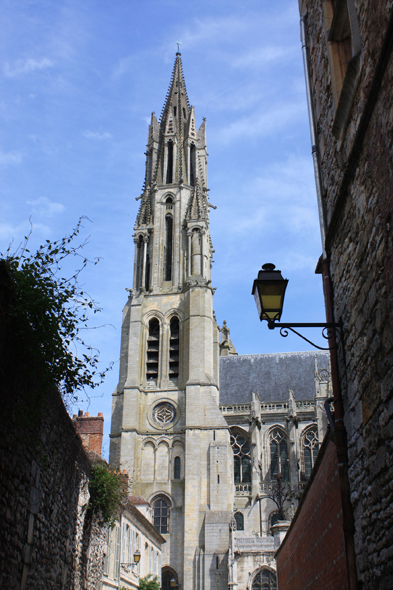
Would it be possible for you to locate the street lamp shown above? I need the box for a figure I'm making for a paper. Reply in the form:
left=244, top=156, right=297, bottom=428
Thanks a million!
left=252, top=263, right=288, bottom=323
left=120, top=549, right=141, bottom=574
left=252, top=263, right=342, bottom=351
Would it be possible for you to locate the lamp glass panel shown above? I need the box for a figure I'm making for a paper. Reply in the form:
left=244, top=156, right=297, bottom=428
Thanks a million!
left=257, top=283, right=285, bottom=320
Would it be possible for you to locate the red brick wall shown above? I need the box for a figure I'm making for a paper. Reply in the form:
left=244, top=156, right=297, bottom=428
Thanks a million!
left=73, top=411, right=104, bottom=456
left=276, top=437, right=348, bottom=590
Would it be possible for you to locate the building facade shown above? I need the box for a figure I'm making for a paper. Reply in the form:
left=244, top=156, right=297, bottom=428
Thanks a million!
left=276, top=2, right=393, bottom=589
left=109, top=53, right=332, bottom=590
left=102, top=498, right=165, bottom=590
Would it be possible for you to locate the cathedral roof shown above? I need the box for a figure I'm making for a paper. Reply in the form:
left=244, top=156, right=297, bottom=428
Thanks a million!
left=219, top=351, right=330, bottom=404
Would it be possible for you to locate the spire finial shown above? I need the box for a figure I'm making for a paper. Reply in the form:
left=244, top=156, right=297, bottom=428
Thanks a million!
left=176, top=41, right=182, bottom=54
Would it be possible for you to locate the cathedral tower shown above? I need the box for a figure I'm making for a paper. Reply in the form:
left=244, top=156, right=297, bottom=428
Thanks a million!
left=110, top=53, right=233, bottom=590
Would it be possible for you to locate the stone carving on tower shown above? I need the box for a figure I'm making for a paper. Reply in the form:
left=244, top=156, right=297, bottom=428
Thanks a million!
left=110, top=53, right=233, bottom=590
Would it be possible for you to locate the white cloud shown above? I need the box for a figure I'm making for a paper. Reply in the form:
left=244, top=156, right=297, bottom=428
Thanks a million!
left=216, top=101, right=304, bottom=144
left=4, top=58, right=54, bottom=78
left=26, top=196, right=65, bottom=217
left=0, top=151, right=22, bottom=166
left=83, top=130, right=112, bottom=140
left=232, top=45, right=296, bottom=69
left=113, top=55, right=139, bottom=78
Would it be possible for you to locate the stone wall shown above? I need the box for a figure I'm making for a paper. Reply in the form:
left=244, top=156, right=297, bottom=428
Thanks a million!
left=296, top=1, right=393, bottom=587
left=276, top=434, right=348, bottom=590
left=0, top=261, right=107, bottom=589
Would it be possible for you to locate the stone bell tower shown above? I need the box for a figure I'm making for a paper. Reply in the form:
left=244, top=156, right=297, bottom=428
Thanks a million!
left=110, top=53, right=233, bottom=590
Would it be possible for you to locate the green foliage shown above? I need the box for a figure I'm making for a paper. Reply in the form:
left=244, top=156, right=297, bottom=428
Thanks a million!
left=2, top=217, right=110, bottom=402
left=88, top=462, right=128, bottom=526
left=138, top=574, right=161, bottom=590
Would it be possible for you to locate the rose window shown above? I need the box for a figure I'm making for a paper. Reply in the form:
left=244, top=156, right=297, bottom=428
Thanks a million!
left=153, top=402, right=176, bottom=426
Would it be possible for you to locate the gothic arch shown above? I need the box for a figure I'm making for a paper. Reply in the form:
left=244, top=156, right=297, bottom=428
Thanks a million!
left=156, top=438, right=170, bottom=447
left=156, top=441, right=170, bottom=481
left=143, top=310, right=165, bottom=325
left=230, top=427, right=251, bottom=486
left=171, top=437, right=184, bottom=449
left=142, top=438, right=157, bottom=449
left=141, top=441, right=155, bottom=482
left=145, top=316, right=162, bottom=386
left=300, top=424, right=319, bottom=481
left=267, top=426, right=289, bottom=481
left=149, top=491, right=173, bottom=508
left=161, top=192, right=176, bottom=203
left=164, top=308, right=183, bottom=322
left=250, top=566, right=277, bottom=590
left=161, top=566, right=179, bottom=590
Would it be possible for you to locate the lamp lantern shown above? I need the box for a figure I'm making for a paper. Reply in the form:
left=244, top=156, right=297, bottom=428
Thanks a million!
left=133, top=549, right=141, bottom=564
left=252, top=263, right=288, bottom=325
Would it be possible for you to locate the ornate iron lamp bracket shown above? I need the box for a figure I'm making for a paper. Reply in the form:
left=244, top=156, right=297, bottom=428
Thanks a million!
left=266, top=320, right=343, bottom=351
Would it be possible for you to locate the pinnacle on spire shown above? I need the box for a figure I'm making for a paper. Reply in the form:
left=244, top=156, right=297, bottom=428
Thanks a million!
left=160, top=53, right=190, bottom=127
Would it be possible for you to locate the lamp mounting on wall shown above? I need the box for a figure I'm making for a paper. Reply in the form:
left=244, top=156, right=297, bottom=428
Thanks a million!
left=120, top=549, right=141, bottom=574
left=252, top=263, right=342, bottom=351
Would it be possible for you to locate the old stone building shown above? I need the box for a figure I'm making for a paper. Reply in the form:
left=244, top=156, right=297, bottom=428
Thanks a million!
left=109, top=53, right=332, bottom=590
left=276, top=2, right=393, bottom=589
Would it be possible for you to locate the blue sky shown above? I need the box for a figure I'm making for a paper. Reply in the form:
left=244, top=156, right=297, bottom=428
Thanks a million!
left=1, top=0, right=326, bottom=459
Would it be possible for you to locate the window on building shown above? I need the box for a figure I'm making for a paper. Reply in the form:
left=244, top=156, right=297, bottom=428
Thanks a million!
left=146, top=318, right=160, bottom=383
left=230, top=430, right=251, bottom=484
left=169, top=316, right=179, bottom=380
left=145, top=254, right=150, bottom=291
left=166, top=141, right=173, bottom=184
left=135, top=533, right=140, bottom=574
left=190, top=143, right=196, bottom=186
left=165, top=214, right=173, bottom=281
left=103, top=529, right=110, bottom=575
left=323, top=0, right=361, bottom=137
left=303, top=427, right=319, bottom=480
left=269, top=428, right=289, bottom=481
left=251, top=568, right=277, bottom=590
left=234, top=512, right=244, bottom=531
left=146, top=148, right=152, bottom=185
left=128, top=527, right=133, bottom=566
left=115, top=524, right=120, bottom=580
left=162, top=567, right=179, bottom=590
left=136, top=235, right=144, bottom=289
left=174, top=456, right=181, bottom=480
left=152, top=496, right=170, bottom=534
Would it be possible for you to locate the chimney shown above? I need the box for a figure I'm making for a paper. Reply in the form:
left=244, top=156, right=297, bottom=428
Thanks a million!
left=73, top=411, right=104, bottom=456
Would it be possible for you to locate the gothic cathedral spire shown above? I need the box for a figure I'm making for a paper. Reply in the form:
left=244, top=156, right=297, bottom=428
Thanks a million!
left=110, top=54, right=232, bottom=590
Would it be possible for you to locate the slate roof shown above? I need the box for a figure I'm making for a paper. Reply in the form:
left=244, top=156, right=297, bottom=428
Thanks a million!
left=219, top=351, right=330, bottom=405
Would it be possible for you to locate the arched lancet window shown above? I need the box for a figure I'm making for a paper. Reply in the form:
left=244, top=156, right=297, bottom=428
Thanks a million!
left=230, top=430, right=251, bottom=484
left=162, top=567, right=179, bottom=590
left=251, top=568, right=277, bottom=590
left=190, top=143, right=196, bottom=186
left=169, top=316, right=179, bottom=380
left=174, top=456, right=181, bottom=480
left=191, top=228, right=201, bottom=276
left=136, top=235, right=144, bottom=289
left=145, top=253, right=151, bottom=291
left=234, top=512, right=244, bottom=531
left=146, top=318, right=160, bottom=383
left=303, top=427, right=319, bottom=480
left=146, top=148, right=153, bottom=185
left=165, top=212, right=173, bottom=281
left=166, top=141, right=173, bottom=184
left=269, top=429, right=289, bottom=481
left=152, top=495, right=170, bottom=534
